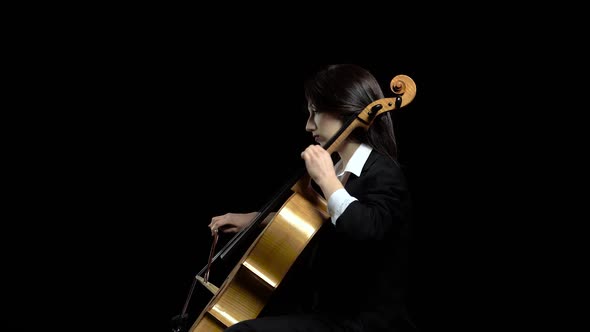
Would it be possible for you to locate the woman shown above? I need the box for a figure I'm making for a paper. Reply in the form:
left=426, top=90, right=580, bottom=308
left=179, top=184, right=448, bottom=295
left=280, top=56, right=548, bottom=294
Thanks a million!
left=209, top=64, right=417, bottom=331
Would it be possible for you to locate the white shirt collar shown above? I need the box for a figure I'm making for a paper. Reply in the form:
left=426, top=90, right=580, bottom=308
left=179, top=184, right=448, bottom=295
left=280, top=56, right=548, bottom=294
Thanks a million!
left=335, top=143, right=372, bottom=178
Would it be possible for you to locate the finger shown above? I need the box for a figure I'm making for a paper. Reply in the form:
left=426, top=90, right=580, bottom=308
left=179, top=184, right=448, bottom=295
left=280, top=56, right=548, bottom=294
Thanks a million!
left=223, top=226, right=238, bottom=233
left=301, top=145, right=313, bottom=156
left=216, top=219, right=230, bottom=228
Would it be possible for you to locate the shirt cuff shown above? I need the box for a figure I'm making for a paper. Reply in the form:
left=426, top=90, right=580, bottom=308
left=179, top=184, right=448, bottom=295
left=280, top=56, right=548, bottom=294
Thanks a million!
left=327, top=188, right=358, bottom=226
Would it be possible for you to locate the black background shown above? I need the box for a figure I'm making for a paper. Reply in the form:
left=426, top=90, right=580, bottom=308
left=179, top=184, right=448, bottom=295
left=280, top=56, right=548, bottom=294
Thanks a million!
left=2, top=13, right=579, bottom=329
left=3, top=55, right=496, bottom=331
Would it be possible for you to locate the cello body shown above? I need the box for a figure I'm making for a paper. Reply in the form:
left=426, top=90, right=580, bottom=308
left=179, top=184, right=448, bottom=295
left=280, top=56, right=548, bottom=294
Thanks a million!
left=190, top=181, right=328, bottom=331
left=188, top=74, right=417, bottom=331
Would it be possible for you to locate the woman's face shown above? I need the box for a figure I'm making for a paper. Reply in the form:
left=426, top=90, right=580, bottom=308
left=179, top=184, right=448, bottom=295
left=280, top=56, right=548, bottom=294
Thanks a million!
left=305, top=103, right=343, bottom=146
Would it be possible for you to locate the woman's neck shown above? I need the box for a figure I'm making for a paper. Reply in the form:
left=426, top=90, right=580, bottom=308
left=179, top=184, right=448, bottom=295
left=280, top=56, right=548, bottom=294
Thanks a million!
left=337, top=140, right=361, bottom=168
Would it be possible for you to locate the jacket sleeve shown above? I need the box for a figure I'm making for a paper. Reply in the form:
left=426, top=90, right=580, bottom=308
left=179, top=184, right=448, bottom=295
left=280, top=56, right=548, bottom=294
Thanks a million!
left=334, top=161, right=406, bottom=241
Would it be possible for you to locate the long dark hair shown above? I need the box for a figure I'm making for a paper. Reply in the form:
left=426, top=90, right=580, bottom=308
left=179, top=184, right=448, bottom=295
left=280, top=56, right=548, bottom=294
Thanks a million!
left=304, top=64, right=398, bottom=160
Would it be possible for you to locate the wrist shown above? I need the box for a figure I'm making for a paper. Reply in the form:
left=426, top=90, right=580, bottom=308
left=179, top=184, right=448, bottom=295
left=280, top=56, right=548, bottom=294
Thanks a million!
left=319, top=177, right=344, bottom=201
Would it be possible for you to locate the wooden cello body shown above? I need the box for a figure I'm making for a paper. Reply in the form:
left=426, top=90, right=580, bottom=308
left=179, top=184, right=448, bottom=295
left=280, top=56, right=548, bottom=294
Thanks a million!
left=189, top=74, right=417, bottom=332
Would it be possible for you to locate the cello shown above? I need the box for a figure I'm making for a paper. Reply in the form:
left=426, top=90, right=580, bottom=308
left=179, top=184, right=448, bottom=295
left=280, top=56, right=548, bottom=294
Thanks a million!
left=181, top=73, right=417, bottom=332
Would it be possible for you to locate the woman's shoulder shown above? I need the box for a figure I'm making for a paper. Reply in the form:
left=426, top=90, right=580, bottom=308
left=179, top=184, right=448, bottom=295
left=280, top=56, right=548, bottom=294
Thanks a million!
left=365, top=149, right=402, bottom=173
left=363, top=150, right=407, bottom=187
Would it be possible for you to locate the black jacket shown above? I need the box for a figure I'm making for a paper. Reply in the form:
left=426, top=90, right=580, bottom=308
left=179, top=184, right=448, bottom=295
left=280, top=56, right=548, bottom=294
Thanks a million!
left=262, top=149, right=414, bottom=331
left=311, top=149, right=413, bottom=330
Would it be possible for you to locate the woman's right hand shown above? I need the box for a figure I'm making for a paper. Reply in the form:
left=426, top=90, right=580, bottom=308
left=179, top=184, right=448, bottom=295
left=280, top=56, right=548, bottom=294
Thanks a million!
left=208, top=212, right=258, bottom=235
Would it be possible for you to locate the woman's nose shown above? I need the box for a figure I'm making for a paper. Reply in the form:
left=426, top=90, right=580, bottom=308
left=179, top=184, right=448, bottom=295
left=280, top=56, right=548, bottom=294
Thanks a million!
left=305, top=118, right=315, bottom=132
